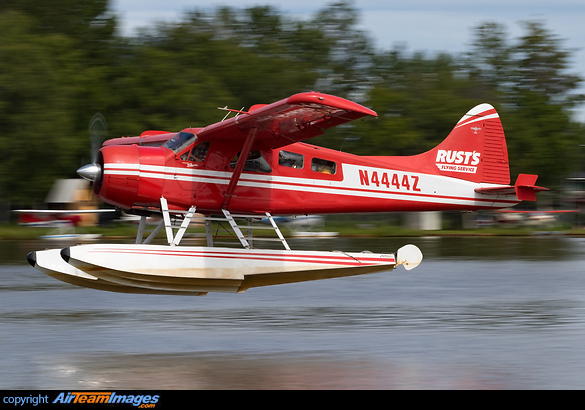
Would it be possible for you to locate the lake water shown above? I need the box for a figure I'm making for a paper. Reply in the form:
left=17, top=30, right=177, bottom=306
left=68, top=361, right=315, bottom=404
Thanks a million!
left=1, top=236, right=585, bottom=389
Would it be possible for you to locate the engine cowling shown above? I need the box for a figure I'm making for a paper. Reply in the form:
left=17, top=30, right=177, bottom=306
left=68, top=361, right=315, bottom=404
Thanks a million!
left=94, top=145, right=140, bottom=209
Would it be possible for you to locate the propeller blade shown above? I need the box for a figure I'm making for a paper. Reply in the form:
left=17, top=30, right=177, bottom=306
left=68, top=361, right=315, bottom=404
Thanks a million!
left=89, top=113, right=107, bottom=163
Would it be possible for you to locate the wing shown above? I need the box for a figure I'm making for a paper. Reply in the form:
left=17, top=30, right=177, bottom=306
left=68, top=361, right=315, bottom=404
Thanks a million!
left=196, top=92, right=377, bottom=149
left=100, top=93, right=376, bottom=149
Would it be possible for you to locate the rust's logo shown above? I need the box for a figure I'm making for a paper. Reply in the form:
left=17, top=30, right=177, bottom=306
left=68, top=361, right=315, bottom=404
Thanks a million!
left=436, top=150, right=481, bottom=174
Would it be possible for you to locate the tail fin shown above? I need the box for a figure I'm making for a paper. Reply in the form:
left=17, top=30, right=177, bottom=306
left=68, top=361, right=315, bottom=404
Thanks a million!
left=374, top=104, right=547, bottom=201
left=430, top=103, right=510, bottom=184
left=380, top=104, right=510, bottom=184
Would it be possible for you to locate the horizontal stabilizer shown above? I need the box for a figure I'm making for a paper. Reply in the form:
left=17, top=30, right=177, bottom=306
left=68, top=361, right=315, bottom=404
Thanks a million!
left=475, top=174, right=547, bottom=201
left=474, top=185, right=516, bottom=196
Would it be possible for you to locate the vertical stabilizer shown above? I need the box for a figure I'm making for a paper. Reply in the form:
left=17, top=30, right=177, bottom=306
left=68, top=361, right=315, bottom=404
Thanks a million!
left=375, top=104, right=512, bottom=185
left=432, top=104, right=510, bottom=184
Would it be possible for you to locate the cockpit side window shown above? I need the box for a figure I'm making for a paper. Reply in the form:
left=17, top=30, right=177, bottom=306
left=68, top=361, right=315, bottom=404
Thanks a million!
left=230, top=150, right=272, bottom=173
left=180, top=141, right=210, bottom=162
left=162, top=131, right=197, bottom=153
left=311, top=158, right=336, bottom=174
left=278, top=150, right=304, bottom=169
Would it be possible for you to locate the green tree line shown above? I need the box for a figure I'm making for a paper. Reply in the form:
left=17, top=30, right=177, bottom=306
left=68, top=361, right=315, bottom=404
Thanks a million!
left=1, top=0, right=583, bottom=204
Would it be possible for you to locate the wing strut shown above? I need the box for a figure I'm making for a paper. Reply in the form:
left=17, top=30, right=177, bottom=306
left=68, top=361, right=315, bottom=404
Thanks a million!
left=222, top=125, right=258, bottom=208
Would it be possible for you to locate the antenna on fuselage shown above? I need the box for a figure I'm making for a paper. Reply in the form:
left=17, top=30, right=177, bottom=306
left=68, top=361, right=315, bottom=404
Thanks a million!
left=339, top=134, right=360, bottom=152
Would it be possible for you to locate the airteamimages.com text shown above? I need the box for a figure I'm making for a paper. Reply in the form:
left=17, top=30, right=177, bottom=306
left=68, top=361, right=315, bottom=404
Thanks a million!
left=2, top=392, right=161, bottom=408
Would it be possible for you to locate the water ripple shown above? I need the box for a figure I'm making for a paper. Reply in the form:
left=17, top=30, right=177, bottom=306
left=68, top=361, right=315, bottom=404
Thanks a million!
left=1, top=300, right=579, bottom=331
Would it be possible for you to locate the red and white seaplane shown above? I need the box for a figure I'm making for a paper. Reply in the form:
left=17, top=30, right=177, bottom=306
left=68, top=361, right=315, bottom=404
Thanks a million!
left=27, top=92, right=546, bottom=296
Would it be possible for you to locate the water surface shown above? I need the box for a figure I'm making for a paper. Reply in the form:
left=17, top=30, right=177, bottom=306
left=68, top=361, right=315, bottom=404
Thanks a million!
left=1, top=236, right=585, bottom=389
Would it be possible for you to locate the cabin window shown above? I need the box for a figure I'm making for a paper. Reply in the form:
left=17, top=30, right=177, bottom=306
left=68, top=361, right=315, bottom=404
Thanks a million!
left=230, top=150, right=272, bottom=173
left=162, top=131, right=197, bottom=152
left=278, top=150, right=304, bottom=169
left=180, top=141, right=210, bottom=162
left=311, top=158, right=336, bottom=174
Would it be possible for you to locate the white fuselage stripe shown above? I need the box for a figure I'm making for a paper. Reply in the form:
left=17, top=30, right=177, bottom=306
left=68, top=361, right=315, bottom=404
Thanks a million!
left=103, top=163, right=516, bottom=208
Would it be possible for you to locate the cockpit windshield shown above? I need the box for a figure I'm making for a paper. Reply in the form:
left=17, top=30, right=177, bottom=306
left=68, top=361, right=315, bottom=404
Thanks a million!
left=162, top=131, right=197, bottom=153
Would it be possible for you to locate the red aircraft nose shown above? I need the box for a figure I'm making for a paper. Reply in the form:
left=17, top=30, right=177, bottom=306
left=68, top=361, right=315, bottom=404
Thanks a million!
left=94, top=145, right=141, bottom=209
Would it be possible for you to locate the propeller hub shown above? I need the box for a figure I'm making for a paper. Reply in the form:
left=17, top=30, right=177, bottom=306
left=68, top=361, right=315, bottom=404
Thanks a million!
left=77, top=163, right=101, bottom=182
